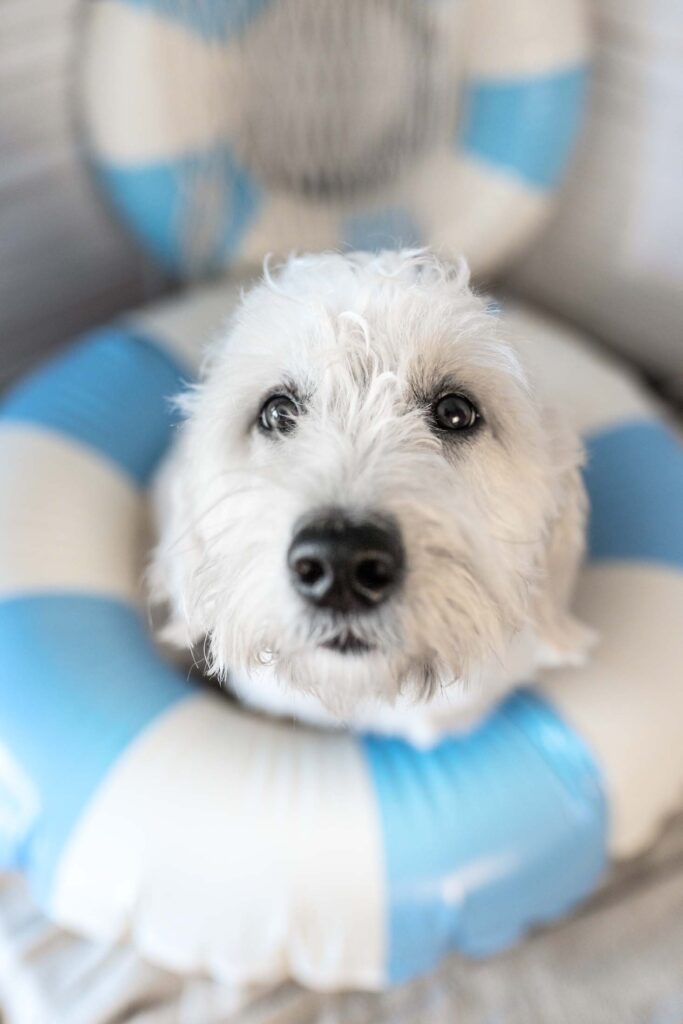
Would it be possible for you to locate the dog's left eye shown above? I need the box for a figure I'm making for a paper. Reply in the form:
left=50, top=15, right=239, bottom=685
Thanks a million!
left=432, top=393, right=480, bottom=433
left=259, top=394, right=300, bottom=435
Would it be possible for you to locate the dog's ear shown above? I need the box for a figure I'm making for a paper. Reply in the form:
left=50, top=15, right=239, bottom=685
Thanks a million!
left=531, top=415, right=597, bottom=669
left=147, top=444, right=208, bottom=652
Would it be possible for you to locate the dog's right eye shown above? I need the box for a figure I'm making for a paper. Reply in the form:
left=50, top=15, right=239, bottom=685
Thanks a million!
left=258, top=394, right=300, bottom=435
left=432, top=393, right=480, bottom=433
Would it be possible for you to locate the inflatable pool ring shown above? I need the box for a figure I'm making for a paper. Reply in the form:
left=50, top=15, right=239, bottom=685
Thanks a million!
left=0, top=285, right=681, bottom=988
left=81, top=0, right=589, bottom=277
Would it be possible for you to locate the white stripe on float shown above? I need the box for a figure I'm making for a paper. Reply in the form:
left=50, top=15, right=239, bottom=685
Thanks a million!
left=502, top=303, right=657, bottom=438
left=82, top=2, right=242, bottom=163
left=406, top=148, right=549, bottom=275
left=129, top=278, right=247, bottom=376
left=0, top=426, right=143, bottom=602
left=463, top=0, right=589, bottom=79
left=237, top=192, right=342, bottom=269
left=51, top=694, right=386, bottom=990
left=538, top=562, right=683, bottom=859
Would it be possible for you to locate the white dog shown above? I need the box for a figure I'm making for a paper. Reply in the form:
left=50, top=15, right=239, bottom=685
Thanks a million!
left=150, top=250, right=592, bottom=745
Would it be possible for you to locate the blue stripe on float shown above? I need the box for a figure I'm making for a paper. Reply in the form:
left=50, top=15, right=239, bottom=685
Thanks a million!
left=102, top=0, right=273, bottom=42
left=1, top=326, right=186, bottom=487
left=343, top=207, right=423, bottom=253
left=97, top=147, right=262, bottom=275
left=585, top=421, right=683, bottom=570
left=363, top=689, right=607, bottom=983
left=459, top=65, right=588, bottom=190
left=0, top=596, right=189, bottom=894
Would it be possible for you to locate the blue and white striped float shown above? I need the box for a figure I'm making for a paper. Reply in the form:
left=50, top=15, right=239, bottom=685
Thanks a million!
left=81, top=0, right=589, bottom=277
left=0, top=285, right=682, bottom=989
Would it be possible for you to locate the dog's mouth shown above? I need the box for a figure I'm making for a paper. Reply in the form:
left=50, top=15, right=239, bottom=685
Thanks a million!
left=321, top=632, right=375, bottom=656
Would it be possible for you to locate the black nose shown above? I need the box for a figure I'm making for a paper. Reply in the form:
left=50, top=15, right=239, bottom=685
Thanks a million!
left=288, top=511, right=405, bottom=613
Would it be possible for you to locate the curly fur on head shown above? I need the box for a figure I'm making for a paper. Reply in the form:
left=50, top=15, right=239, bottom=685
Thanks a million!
left=149, top=249, right=592, bottom=745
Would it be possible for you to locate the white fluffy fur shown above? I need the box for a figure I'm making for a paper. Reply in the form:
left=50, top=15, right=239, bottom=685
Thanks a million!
left=150, top=250, right=592, bottom=745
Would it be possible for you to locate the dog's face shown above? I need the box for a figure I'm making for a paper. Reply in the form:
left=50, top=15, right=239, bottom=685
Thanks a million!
left=154, top=251, right=587, bottom=720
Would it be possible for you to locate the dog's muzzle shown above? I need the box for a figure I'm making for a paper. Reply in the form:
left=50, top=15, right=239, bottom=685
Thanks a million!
left=287, top=510, right=405, bottom=614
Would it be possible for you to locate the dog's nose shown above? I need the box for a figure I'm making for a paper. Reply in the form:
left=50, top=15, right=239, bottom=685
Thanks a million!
left=288, top=511, right=405, bottom=613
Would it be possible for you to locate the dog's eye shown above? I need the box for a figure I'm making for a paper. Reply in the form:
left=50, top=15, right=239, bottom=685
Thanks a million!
left=432, top=393, right=480, bottom=433
left=259, top=394, right=300, bottom=435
